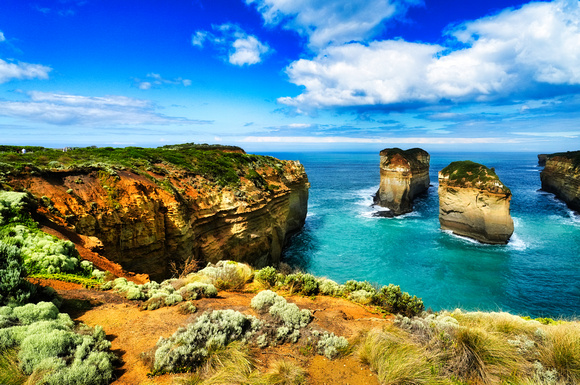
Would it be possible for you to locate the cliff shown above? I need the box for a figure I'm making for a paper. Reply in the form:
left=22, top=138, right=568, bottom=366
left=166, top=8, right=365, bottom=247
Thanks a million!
left=438, top=161, right=514, bottom=244
left=540, top=151, right=580, bottom=212
left=374, top=148, right=430, bottom=215
left=0, top=144, right=309, bottom=280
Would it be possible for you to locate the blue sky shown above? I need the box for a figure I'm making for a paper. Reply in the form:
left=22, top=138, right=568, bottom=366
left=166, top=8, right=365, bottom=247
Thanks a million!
left=1, top=0, right=580, bottom=152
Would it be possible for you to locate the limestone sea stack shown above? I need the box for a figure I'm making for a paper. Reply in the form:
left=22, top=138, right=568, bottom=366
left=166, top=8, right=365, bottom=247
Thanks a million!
left=540, top=151, right=580, bottom=212
left=374, top=148, right=430, bottom=215
left=438, top=161, right=514, bottom=244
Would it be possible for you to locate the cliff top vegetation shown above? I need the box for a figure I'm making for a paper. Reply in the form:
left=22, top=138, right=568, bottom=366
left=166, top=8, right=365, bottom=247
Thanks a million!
left=440, top=160, right=510, bottom=193
left=0, top=143, right=287, bottom=188
left=379, top=147, right=429, bottom=169
left=546, top=150, right=580, bottom=169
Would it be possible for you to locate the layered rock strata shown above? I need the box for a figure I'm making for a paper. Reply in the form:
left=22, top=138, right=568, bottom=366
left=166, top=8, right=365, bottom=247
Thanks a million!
left=374, top=148, right=430, bottom=216
left=540, top=151, right=580, bottom=212
left=439, top=161, right=514, bottom=244
left=1, top=146, right=309, bottom=280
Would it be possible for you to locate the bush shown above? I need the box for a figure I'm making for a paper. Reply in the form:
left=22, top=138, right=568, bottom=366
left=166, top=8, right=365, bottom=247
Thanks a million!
left=0, top=241, right=35, bottom=306
left=317, top=278, right=343, bottom=297
left=255, top=266, right=278, bottom=288
left=0, top=302, right=114, bottom=385
left=316, top=331, right=349, bottom=359
left=250, top=290, right=311, bottom=329
left=153, top=309, right=263, bottom=373
left=195, top=261, right=253, bottom=290
left=283, top=273, right=319, bottom=295
left=373, top=284, right=424, bottom=317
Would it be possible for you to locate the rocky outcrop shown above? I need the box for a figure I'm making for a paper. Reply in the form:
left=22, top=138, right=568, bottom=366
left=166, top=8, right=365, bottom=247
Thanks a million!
left=540, top=151, right=580, bottom=212
left=374, top=148, right=430, bottom=216
left=438, top=161, right=513, bottom=244
left=538, top=154, right=548, bottom=167
left=2, top=147, right=309, bottom=280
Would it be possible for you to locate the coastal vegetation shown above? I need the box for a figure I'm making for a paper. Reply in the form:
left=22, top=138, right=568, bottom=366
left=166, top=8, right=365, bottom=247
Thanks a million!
left=440, top=160, right=510, bottom=193
left=0, top=143, right=284, bottom=189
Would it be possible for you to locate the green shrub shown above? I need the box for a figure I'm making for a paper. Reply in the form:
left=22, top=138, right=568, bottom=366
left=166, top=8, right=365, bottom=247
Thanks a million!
left=283, top=273, right=319, bottom=295
left=153, top=309, right=263, bottom=373
left=0, top=302, right=114, bottom=385
left=317, top=278, right=344, bottom=297
left=373, top=284, right=424, bottom=317
left=0, top=242, right=35, bottom=306
left=316, top=331, right=349, bottom=359
left=194, top=261, right=253, bottom=290
left=250, top=290, right=311, bottom=329
left=255, top=266, right=278, bottom=288
left=343, top=280, right=376, bottom=294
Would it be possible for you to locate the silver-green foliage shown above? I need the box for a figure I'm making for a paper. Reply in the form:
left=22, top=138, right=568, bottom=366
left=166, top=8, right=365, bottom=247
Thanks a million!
left=107, top=277, right=218, bottom=310
left=154, top=309, right=263, bottom=372
left=0, top=302, right=114, bottom=385
left=316, top=331, right=349, bottom=360
left=250, top=290, right=311, bottom=329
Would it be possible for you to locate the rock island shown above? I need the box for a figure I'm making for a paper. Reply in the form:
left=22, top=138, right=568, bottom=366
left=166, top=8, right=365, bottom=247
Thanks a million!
left=374, top=147, right=430, bottom=216
left=438, top=160, right=514, bottom=244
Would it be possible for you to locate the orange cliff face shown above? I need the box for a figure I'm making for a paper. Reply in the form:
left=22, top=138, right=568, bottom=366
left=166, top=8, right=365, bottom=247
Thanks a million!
left=5, top=159, right=309, bottom=280
left=540, top=152, right=580, bottom=212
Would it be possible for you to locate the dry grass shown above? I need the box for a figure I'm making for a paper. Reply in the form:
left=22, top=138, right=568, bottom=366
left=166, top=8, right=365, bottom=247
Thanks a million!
left=0, top=349, right=27, bottom=385
left=539, top=323, right=580, bottom=383
left=176, top=342, right=306, bottom=385
left=358, top=327, right=449, bottom=385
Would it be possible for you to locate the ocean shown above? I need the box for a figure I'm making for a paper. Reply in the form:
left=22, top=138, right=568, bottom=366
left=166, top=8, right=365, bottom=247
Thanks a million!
left=263, top=152, right=580, bottom=318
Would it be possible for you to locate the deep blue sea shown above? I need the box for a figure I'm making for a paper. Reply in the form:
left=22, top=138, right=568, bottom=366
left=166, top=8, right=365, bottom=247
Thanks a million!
left=262, top=152, right=580, bottom=318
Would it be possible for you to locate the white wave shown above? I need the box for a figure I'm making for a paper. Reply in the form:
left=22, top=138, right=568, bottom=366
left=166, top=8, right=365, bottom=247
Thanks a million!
left=442, top=229, right=486, bottom=245
left=508, top=233, right=527, bottom=251
left=567, top=210, right=580, bottom=224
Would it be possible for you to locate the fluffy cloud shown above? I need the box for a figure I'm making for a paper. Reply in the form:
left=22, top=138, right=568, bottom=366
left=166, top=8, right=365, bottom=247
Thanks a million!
left=246, top=0, right=421, bottom=50
left=135, top=73, right=191, bottom=90
left=192, top=24, right=270, bottom=66
left=280, top=0, right=580, bottom=111
left=0, top=59, right=51, bottom=84
left=0, top=91, right=210, bottom=126
left=229, top=35, right=269, bottom=66
left=0, top=31, right=5, bottom=42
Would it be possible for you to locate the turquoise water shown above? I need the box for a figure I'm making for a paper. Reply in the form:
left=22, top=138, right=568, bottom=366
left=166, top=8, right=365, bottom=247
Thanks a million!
left=264, top=152, right=580, bottom=318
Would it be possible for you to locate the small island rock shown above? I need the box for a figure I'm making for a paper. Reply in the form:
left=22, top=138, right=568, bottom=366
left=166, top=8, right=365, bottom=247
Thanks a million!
left=439, top=161, right=514, bottom=244
left=374, top=148, right=430, bottom=215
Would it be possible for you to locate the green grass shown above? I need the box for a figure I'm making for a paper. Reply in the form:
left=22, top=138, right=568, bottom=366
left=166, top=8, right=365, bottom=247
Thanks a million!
left=546, top=150, right=580, bottom=169
left=28, top=273, right=102, bottom=288
left=440, top=160, right=510, bottom=192
left=0, top=143, right=284, bottom=189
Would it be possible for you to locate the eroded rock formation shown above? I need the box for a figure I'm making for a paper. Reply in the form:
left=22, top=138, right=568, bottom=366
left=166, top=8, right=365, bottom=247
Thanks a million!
left=438, top=161, right=513, bottom=244
left=2, top=147, right=309, bottom=280
left=374, top=148, right=430, bottom=216
left=540, top=151, right=580, bottom=212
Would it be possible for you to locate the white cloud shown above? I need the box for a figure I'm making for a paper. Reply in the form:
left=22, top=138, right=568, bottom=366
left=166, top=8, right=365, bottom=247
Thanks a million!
left=192, top=23, right=270, bottom=66
left=0, top=91, right=210, bottom=126
left=0, top=59, right=51, bottom=84
left=229, top=35, right=270, bottom=66
left=0, top=31, right=5, bottom=42
left=135, top=73, right=192, bottom=90
left=280, top=0, right=580, bottom=111
left=246, top=0, right=421, bottom=50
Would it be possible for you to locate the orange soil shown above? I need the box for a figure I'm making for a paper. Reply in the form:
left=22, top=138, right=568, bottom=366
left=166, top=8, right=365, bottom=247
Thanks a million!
left=58, top=287, right=385, bottom=385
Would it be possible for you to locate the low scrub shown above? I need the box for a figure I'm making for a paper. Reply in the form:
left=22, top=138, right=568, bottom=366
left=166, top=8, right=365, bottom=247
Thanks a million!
left=151, top=290, right=349, bottom=376
left=0, top=301, right=115, bottom=385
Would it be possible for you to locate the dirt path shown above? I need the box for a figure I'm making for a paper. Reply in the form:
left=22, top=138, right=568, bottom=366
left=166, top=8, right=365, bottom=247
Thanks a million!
left=73, top=290, right=385, bottom=385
